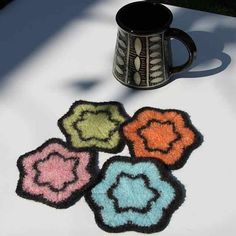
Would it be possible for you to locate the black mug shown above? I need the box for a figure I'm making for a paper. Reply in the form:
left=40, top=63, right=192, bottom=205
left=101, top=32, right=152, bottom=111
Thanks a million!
left=112, top=1, right=197, bottom=89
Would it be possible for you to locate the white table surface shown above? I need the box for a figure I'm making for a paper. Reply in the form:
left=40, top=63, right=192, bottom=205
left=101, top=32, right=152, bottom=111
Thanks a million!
left=0, top=0, right=236, bottom=235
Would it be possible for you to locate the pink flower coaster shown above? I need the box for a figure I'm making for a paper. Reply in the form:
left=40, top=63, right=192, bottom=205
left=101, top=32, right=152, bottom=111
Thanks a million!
left=16, top=138, right=98, bottom=209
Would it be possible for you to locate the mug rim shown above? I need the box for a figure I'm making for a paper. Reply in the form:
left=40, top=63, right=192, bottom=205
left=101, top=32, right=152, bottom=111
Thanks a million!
left=116, top=1, right=173, bottom=35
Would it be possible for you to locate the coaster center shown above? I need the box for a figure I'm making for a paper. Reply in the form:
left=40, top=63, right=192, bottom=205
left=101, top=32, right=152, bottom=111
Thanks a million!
left=76, top=111, right=117, bottom=140
left=140, top=121, right=179, bottom=151
left=111, top=173, right=159, bottom=211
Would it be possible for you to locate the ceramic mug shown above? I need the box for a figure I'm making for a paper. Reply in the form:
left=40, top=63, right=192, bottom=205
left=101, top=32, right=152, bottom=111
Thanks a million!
left=112, top=1, right=197, bottom=89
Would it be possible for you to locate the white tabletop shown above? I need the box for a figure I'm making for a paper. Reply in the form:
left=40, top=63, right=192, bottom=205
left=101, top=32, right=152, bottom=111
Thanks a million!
left=0, top=0, right=236, bottom=235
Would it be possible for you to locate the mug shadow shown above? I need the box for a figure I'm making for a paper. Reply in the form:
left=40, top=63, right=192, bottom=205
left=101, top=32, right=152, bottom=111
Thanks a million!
left=171, top=30, right=232, bottom=80
left=170, top=7, right=235, bottom=80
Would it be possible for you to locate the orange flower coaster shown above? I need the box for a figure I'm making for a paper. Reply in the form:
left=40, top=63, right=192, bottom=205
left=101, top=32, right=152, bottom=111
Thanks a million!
left=122, top=107, right=203, bottom=169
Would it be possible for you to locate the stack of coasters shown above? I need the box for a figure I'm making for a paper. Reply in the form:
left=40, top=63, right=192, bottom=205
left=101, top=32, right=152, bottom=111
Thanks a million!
left=16, top=100, right=203, bottom=233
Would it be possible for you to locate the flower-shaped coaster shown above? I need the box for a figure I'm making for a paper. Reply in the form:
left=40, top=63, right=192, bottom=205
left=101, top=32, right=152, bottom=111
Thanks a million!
left=16, top=138, right=97, bottom=208
left=86, top=156, right=185, bottom=233
left=122, top=107, right=202, bottom=169
left=58, top=101, right=129, bottom=153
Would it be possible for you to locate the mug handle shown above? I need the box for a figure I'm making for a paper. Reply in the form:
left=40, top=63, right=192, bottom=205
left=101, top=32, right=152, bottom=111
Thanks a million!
left=165, top=28, right=197, bottom=76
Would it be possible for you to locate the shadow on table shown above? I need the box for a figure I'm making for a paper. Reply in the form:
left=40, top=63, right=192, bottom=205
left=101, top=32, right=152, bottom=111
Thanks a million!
left=171, top=31, right=232, bottom=79
left=68, top=78, right=101, bottom=91
left=0, top=0, right=102, bottom=90
left=171, top=9, right=234, bottom=80
left=0, top=0, right=13, bottom=9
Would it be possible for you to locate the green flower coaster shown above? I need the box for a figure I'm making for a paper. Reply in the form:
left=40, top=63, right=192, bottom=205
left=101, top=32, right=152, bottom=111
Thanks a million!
left=58, top=101, right=129, bottom=153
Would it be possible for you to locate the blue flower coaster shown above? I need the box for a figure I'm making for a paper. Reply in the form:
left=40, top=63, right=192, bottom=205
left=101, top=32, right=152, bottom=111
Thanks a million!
left=85, top=156, right=185, bottom=233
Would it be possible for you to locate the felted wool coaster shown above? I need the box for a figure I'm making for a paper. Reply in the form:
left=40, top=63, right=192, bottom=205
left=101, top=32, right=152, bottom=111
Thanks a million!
left=85, top=156, right=185, bottom=234
left=58, top=100, right=129, bottom=154
left=122, top=107, right=203, bottom=170
left=16, top=138, right=98, bottom=209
